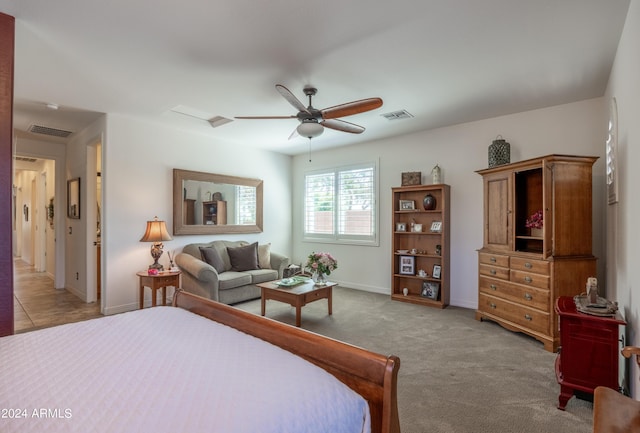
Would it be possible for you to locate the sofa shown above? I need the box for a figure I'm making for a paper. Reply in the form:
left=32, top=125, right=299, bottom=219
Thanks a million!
left=175, top=240, right=289, bottom=305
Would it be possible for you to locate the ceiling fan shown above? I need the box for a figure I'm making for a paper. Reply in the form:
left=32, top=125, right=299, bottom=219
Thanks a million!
left=235, top=84, right=383, bottom=139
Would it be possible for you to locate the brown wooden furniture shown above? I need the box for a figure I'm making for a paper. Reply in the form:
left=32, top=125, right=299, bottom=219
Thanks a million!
left=183, top=198, right=195, bottom=224
left=202, top=199, right=227, bottom=225
left=593, top=346, right=640, bottom=433
left=257, top=279, right=336, bottom=327
left=555, top=296, right=626, bottom=409
left=476, top=155, right=598, bottom=352
left=137, top=270, right=181, bottom=308
left=174, top=289, right=400, bottom=433
left=391, top=184, right=450, bottom=308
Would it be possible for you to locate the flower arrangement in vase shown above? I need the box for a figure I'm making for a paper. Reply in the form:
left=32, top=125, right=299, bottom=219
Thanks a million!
left=525, top=210, right=543, bottom=237
left=306, top=252, right=338, bottom=285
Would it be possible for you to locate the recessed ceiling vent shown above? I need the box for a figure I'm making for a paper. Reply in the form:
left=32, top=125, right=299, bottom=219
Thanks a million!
left=14, top=156, right=37, bottom=163
left=28, top=124, right=73, bottom=138
left=381, top=110, right=414, bottom=121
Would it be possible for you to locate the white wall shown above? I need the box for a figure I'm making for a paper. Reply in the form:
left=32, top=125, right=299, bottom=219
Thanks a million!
left=101, top=114, right=293, bottom=314
left=605, top=0, right=640, bottom=397
left=292, top=98, right=605, bottom=309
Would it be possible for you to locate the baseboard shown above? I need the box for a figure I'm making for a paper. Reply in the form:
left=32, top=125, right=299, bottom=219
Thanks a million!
left=333, top=280, right=390, bottom=295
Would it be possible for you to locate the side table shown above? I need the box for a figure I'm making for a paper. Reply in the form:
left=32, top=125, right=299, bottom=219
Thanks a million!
left=555, top=296, right=626, bottom=410
left=137, top=270, right=181, bottom=309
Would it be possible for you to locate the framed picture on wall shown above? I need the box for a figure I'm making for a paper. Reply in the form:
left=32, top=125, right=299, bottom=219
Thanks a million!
left=67, top=178, right=81, bottom=219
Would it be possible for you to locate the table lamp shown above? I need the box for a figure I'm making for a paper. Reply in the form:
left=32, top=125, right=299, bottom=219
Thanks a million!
left=140, top=216, right=173, bottom=271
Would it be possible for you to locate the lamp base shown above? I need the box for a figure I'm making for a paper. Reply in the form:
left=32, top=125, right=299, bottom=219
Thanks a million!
left=148, top=262, right=164, bottom=271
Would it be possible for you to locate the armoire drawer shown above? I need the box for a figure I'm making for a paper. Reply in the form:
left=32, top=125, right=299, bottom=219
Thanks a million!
left=510, top=257, right=549, bottom=275
left=479, top=293, right=549, bottom=334
left=479, top=252, right=510, bottom=268
left=510, top=269, right=550, bottom=289
left=479, top=263, right=509, bottom=280
left=479, top=276, right=549, bottom=311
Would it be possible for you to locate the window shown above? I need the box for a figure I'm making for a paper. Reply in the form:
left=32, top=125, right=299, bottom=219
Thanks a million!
left=235, top=185, right=256, bottom=225
left=304, top=162, right=378, bottom=245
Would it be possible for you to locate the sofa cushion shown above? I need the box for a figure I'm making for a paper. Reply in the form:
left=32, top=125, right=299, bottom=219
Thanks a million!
left=227, top=242, right=259, bottom=271
left=218, top=272, right=253, bottom=290
left=247, top=269, right=279, bottom=284
left=199, top=247, right=226, bottom=274
left=258, top=244, right=271, bottom=269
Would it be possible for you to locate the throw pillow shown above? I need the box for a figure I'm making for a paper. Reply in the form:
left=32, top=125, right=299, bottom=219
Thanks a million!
left=227, top=242, right=259, bottom=272
left=258, top=243, right=271, bottom=269
left=199, top=247, right=226, bottom=274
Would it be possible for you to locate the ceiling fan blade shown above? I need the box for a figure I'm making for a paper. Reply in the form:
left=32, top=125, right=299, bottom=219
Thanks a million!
left=321, top=97, right=383, bottom=119
left=234, top=115, right=297, bottom=119
left=276, top=84, right=311, bottom=115
left=322, top=119, right=365, bottom=134
left=288, top=127, right=299, bottom=140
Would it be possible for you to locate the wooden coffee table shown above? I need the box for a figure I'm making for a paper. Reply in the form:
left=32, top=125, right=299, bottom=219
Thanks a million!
left=257, top=279, right=336, bottom=327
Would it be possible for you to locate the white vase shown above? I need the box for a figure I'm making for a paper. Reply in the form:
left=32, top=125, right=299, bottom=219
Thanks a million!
left=313, top=271, right=328, bottom=286
left=531, top=228, right=543, bottom=237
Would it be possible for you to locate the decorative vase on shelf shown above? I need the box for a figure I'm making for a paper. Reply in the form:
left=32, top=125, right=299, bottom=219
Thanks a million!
left=313, top=271, right=328, bottom=286
left=423, top=193, right=436, bottom=210
left=531, top=228, right=543, bottom=237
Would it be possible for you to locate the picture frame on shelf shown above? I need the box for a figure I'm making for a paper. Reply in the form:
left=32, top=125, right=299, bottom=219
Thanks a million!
left=399, top=256, right=415, bottom=275
left=401, top=171, right=422, bottom=186
left=399, top=199, right=415, bottom=210
left=421, top=282, right=440, bottom=300
left=432, top=264, right=442, bottom=279
left=430, top=221, right=442, bottom=233
left=396, top=222, right=407, bottom=232
left=412, top=223, right=423, bottom=232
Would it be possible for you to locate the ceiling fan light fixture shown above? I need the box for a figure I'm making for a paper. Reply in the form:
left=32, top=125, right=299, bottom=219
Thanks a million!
left=297, top=121, right=324, bottom=139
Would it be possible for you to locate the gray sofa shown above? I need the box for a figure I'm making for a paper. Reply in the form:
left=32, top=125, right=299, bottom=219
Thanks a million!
left=175, top=240, right=289, bottom=305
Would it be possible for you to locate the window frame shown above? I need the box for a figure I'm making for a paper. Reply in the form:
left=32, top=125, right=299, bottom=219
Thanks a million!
left=303, top=161, right=379, bottom=246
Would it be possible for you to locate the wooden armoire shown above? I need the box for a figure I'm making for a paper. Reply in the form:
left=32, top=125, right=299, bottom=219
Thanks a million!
left=476, top=154, right=598, bottom=352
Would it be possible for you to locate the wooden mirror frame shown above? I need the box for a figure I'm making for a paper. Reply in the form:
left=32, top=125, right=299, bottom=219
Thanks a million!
left=173, top=169, right=263, bottom=235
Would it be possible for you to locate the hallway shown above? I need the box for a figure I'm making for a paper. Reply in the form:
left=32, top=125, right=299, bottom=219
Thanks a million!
left=13, top=259, right=102, bottom=333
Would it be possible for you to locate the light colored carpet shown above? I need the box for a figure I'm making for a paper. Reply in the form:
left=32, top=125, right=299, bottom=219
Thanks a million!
left=235, top=286, right=593, bottom=433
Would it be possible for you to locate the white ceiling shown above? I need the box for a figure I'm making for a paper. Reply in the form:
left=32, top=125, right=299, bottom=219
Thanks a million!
left=1, top=0, right=630, bottom=155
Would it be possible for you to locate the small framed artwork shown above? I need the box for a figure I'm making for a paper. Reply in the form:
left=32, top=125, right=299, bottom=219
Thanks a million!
left=399, top=256, right=415, bottom=275
left=399, top=200, right=415, bottom=210
left=432, top=264, right=442, bottom=279
left=401, top=171, right=421, bottom=186
left=67, top=178, right=81, bottom=219
left=412, top=223, right=423, bottom=232
left=396, top=222, right=407, bottom=232
left=430, top=221, right=442, bottom=232
left=421, top=282, right=440, bottom=300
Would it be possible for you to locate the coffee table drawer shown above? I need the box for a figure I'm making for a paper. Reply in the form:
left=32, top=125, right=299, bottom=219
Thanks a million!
left=304, top=286, right=330, bottom=303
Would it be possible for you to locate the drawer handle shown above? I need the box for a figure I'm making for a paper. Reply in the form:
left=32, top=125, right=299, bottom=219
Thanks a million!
left=524, top=314, right=532, bottom=321
left=524, top=276, right=532, bottom=283
left=490, top=284, right=497, bottom=291
left=490, top=269, right=496, bottom=275
left=524, top=293, right=533, bottom=300
left=525, top=262, right=532, bottom=269
left=490, top=303, right=497, bottom=309
left=490, top=257, right=496, bottom=263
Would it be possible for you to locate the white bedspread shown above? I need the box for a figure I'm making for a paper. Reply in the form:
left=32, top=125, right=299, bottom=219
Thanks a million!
left=0, top=306, right=370, bottom=433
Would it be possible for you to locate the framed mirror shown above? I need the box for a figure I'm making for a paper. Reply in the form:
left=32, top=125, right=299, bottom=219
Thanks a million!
left=67, top=178, right=81, bottom=219
left=172, top=169, right=263, bottom=235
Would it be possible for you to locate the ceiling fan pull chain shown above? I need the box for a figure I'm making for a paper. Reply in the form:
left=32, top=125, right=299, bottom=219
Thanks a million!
left=308, top=138, right=312, bottom=162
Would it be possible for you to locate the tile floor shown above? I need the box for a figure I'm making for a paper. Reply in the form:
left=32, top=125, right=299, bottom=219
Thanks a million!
left=13, top=259, right=102, bottom=333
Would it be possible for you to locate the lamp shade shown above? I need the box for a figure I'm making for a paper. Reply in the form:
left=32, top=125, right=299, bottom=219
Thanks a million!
left=139, top=217, right=173, bottom=242
left=297, top=121, right=324, bottom=139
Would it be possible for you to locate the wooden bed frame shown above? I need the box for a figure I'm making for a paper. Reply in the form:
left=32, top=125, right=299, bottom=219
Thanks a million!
left=173, top=289, right=401, bottom=433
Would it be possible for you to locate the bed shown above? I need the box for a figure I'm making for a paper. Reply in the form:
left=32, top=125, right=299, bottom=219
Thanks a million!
left=0, top=290, right=400, bottom=433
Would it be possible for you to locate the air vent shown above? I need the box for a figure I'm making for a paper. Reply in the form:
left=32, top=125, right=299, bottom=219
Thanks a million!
left=28, top=124, right=73, bottom=138
left=14, top=156, right=37, bottom=163
left=381, top=110, right=414, bottom=121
